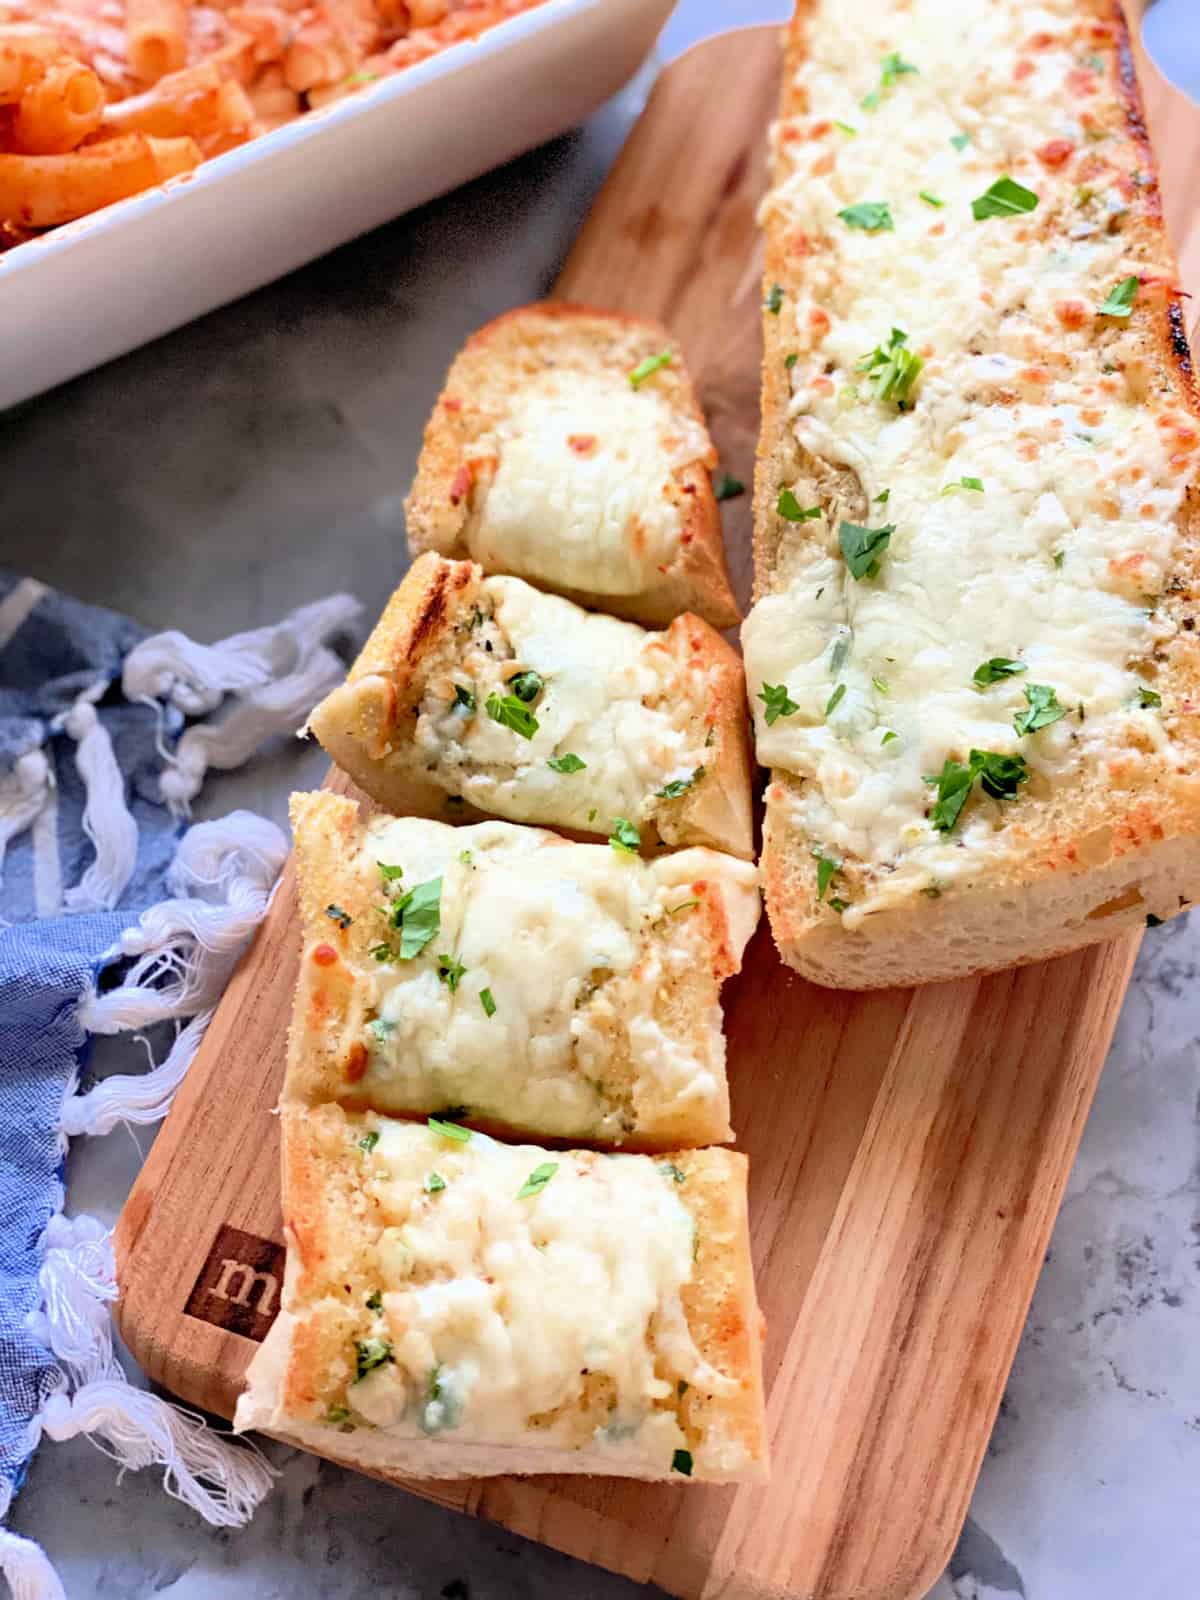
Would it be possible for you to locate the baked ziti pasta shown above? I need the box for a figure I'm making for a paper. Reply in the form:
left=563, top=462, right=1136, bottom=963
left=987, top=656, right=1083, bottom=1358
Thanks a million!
left=0, top=0, right=550, bottom=246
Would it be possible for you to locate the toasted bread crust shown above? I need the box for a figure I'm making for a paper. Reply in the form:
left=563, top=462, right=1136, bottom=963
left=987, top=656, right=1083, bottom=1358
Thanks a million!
left=404, top=302, right=739, bottom=630
left=753, top=0, right=1200, bottom=988
left=308, top=553, right=754, bottom=856
left=235, top=1104, right=768, bottom=1483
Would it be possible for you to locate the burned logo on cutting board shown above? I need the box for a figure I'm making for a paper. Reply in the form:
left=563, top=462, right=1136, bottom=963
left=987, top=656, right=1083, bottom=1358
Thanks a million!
left=183, top=1224, right=285, bottom=1341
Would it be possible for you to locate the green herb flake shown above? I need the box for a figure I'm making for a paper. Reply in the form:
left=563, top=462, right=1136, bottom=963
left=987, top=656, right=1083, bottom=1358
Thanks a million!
left=667, top=898, right=700, bottom=916
left=358, top=1130, right=380, bottom=1154
left=344, top=70, right=379, bottom=86
left=458, top=849, right=474, bottom=866
left=367, top=1017, right=394, bottom=1043
left=1098, top=275, right=1138, bottom=318
left=856, top=326, right=923, bottom=408
left=629, top=349, right=673, bottom=388
left=950, top=132, right=970, bottom=152
left=324, top=903, right=353, bottom=929
left=872, top=675, right=889, bottom=694
left=758, top=682, right=800, bottom=726
left=784, top=352, right=799, bottom=370
left=1013, top=682, right=1067, bottom=736
left=812, top=848, right=841, bottom=901
left=485, top=691, right=539, bottom=739
left=436, top=953, right=466, bottom=992
left=765, top=283, right=784, bottom=314
left=1053, top=550, right=1066, bottom=568
left=658, top=1162, right=686, bottom=1184
left=354, top=1338, right=393, bottom=1381
left=325, top=1406, right=351, bottom=1424
left=973, top=657, right=1026, bottom=687
left=830, top=634, right=850, bottom=676
left=508, top=670, right=543, bottom=704
left=610, top=817, right=641, bottom=854
left=862, top=50, right=918, bottom=109
left=837, top=201, right=894, bottom=232
left=516, top=1161, right=559, bottom=1200
left=428, top=1116, right=472, bottom=1143
left=875, top=488, right=891, bottom=505
left=672, top=1449, right=694, bottom=1476
left=387, top=876, right=442, bottom=960
left=919, top=189, right=945, bottom=208
left=714, top=472, right=745, bottom=501
left=824, top=683, right=847, bottom=717
left=369, top=942, right=394, bottom=962
left=1137, top=685, right=1162, bottom=708
left=839, top=520, right=894, bottom=580
left=881, top=729, right=899, bottom=745
left=834, top=119, right=857, bottom=135
left=941, top=475, right=984, bottom=495
left=423, top=1172, right=446, bottom=1195
left=656, top=766, right=704, bottom=800
left=927, top=748, right=1030, bottom=832
left=378, top=861, right=405, bottom=883
left=828, top=897, right=849, bottom=912
left=547, top=752, right=586, bottom=773
left=452, top=683, right=476, bottom=712
left=479, top=987, right=496, bottom=1018
left=971, top=175, right=1039, bottom=220
left=366, top=1290, right=383, bottom=1310
left=778, top=487, right=822, bottom=522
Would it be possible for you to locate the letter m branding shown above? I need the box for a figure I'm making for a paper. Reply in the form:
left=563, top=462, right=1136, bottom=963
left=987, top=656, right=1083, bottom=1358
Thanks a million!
left=184, top=1224, right=286, bottom=1342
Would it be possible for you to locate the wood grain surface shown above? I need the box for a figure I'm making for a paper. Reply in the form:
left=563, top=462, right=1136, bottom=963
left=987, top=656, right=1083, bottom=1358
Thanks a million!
left=114, top=17, right=1198, bottom=1600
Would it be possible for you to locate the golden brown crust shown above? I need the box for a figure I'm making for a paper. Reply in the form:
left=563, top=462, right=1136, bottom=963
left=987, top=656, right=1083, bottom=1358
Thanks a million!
left=307, top=555, right=755, bottom=858
left=753, top=0, right=1200, bottom=988
left=404, top=301, right=740, bottom=631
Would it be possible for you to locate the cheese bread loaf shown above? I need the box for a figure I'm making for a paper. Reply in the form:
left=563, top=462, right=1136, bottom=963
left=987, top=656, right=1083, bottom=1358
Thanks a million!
left=744, top=0, right=1200, bottom=987
left=234, top=1105, right=768, bottom=1482
left=307, top=552, right=754, bottom=859
left=404, top=303, right=740, bottom=630
left=285, top=792, right=760, bottom=1148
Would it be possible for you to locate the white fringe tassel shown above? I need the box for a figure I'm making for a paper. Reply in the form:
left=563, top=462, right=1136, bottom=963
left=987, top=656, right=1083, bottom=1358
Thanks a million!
left=56, top=686, right=139, bottom=916
left=0, top=1524, right=65, bottom=1600
left=0, top=751, right=55, bottom=910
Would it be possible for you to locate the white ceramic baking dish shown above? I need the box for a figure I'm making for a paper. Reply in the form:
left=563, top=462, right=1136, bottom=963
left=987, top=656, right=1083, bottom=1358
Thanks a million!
left=0, top=0, right=674, bottom=410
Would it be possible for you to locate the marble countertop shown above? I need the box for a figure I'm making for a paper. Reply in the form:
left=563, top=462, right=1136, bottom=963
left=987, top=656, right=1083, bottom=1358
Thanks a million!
left=3, top=3, right=1197, bottom=1596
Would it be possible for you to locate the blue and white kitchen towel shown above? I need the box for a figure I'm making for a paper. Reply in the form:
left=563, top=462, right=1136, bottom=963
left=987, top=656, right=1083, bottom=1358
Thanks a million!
left=0, top=573, right=358, bottom=1599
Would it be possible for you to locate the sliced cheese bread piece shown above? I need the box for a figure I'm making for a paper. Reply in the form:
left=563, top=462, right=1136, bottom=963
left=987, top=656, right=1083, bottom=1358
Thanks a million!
left=743, top=0, right=1200, bottom=988
left=307, top=552, right=754, bottom=859
left=234, top=1105, right=768, bottom=1483
left=286, top=792, right=760, bottom=1147
left=403, top=302, right=740, bottom=631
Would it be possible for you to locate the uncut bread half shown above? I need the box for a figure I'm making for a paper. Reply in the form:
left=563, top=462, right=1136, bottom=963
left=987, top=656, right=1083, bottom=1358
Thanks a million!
left=404, top=302, right=740, bottom=631
left=307, top=552, right=753, bottom=859
left=234, top=1105, right=768, bottom=1483
left=742, top=0, right=1200, bottom=988
left=285, top=792, right=760, bottom=1147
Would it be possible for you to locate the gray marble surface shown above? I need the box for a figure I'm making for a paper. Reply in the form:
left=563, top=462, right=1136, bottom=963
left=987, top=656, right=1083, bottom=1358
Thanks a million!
left=2, top=2, right=1197, bottom=1596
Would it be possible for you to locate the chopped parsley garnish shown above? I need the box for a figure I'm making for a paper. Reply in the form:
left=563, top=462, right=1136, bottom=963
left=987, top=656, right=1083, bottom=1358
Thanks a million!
left=367, top=1017, right=395, bottom=1043
left=714, top=472, right=745, bottom=501
left=358, top=1130, right=380, bottom=1154
left=778, top=487, right=822, bottom=521
left=1137, top=685, right=1162, bottom=708
left=382, top=875, right=442, bottom=960
left=919, top=190, right=944, bottom=207
left=423, top=1172, right=446, bottom=1194
left=453, top=683, right=476, bottom=711
left=658, top=1161, right=686, bottom=1184
left=1098, top=276, right=1138, bottom=318
left=862, top=50, right=918, bottom=109
left=326, top=1406, right=351, bottom=1424
left=369, top=943, right=394, bottom=962
left=950, top=132, right=970, bottom=152
left=354, top=1338, right=393, bottom=1380
left=824, top=683, right=846, bottom=716
left=856, top=327, right=922, bottom=408
left=837, top=201, right=894, bottom=232
left=508, top=670, right=543, bottom=704
left=667, top=899, right=699, bottom=916
left=324, top=903, right=352, bottom=929
left=928, top=749, right=1030, bottom=832
left=609, top=817, right=641, bottom=854
left=479, top=987, right=496, bottom=1018
left=428, top=1116, right=471, bottom=1142
left=378, top=861, right=405, bottom=882
left=629, top=350, right=672, bottom=388
left=1013, top=683, right=1067, bottom=736
left=485, top=691, right=539, bottom=739
left=828, top=897, right=849, bottom=912
left=516, top=1161, right=558, bottom=1200
left=839, top=520, right=894, bottom=580
left=758, top=682, right=800, bottom=725
left=458, top=848, right=474, bottom=865
left=875, top=488, right=891, bottom=503
left=830, top=634, right=850, bottom=675
left=366, top=1290, right=383, bottom=1310
left=971, top=176, right=1039, bottom=220
left=672, top=1449, right=694, bottom=1476
left=547, top=752, right=586, bottom=773
left=872, top=675, right=889, bottom=694
left=656, top=767, right=704, bottom=800
left=941, top=475, right=984, bottom=494
left=1053, top=550, right=1066, bottom=568
left=834, top=119, right=857, bottom=136
left=881, top=729, right=899, bottom=745
left=765, top=283, right=784, bottom=314
left=436, top=953, right=466, bottom=991
left=812, top=848, right=841, bottom=901
left=973, top=658, right=1026, bottom=687
left=784, top=352, right=799, bottom=370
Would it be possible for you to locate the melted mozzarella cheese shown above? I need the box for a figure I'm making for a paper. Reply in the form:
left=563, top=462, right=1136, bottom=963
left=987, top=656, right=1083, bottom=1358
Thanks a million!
left=346, top=1126, right=723, bottom=1456
left=463, top=372, right=710, bottom=596
left=415, top=576, right=708, bottom=832
left=359, top=817, right=756, bottom=1138
left=742, top=0, right=1197, bottom=912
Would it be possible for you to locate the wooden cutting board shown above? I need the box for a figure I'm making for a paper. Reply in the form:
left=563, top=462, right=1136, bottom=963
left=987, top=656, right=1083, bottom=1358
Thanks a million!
left=114, top=18, right=1198, bottom=1600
